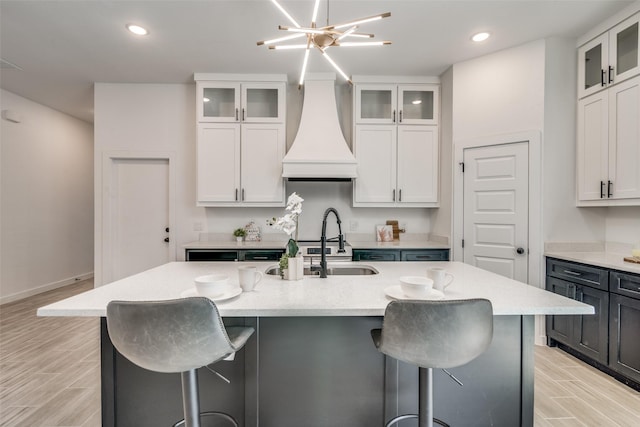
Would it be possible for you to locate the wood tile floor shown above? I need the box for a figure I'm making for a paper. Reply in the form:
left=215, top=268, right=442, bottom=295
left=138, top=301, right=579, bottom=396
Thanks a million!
left=1, top=281, right=639, bottom=426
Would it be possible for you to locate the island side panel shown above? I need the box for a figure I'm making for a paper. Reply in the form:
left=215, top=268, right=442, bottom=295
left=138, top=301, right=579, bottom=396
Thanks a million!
left=256, top=316, right=386, bottom=427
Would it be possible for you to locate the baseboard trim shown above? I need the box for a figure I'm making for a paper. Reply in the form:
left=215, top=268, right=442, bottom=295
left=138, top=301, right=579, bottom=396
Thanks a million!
left=0, top=272, right=94, bottom=305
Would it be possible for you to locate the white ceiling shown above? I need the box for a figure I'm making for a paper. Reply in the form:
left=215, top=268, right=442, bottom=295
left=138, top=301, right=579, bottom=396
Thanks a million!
left=0, top=0, right=635, bottom=123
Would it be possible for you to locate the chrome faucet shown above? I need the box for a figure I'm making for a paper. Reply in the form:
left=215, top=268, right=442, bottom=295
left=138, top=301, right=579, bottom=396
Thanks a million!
left=320, top=208, right=345, bottom=278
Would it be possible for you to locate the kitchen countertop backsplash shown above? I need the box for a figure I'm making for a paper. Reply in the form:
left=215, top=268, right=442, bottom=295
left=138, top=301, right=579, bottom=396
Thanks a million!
left=184, top=233, right=450, bottom=250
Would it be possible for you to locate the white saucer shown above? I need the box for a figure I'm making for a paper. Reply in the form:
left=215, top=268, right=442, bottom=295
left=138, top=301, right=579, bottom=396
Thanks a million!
left=180, top=287, right=242, bottom=302
left=384, top=285, right=445, bottom=301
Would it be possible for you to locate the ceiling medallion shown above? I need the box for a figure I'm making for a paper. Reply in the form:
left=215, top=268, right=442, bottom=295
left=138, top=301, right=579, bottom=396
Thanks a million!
left=258, top=0, right=391, bottom=87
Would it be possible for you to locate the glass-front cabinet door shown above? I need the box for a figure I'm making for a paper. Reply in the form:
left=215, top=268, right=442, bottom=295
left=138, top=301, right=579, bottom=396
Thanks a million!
left=578, top=12, right=640, bottom=99
left=197, top=82, right=285, bottom=123
left=398, top=85, right=439, bottom=125
left=355, top=84, right=397, bottom=124
left=611, top=13, right=640, bottom=86
left=198, top=82, right=240, bottom=122
left=579, top=34, right=609, bottom=99
left=241, top=83, right=285, bottom=123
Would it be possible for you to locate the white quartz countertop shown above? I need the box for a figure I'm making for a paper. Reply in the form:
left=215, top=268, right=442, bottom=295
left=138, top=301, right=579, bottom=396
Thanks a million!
left=545, top=251, right=640, bottom=274
left=38, top=261, right=592, bottom=318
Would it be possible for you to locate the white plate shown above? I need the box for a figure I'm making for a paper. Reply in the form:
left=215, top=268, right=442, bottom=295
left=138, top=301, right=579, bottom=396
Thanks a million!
left=180, top=287, right=242, bottom=302
left=384, top=285, right=445, bottom=301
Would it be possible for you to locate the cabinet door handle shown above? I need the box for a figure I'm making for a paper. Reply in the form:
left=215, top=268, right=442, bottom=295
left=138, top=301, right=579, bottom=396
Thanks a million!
left=235, top=108, right=239, bottom=121
left=563, top=269, right=582, bottom=276
left=399, top=189, right=402, bottom=202
left=601, top=69, right=607, bottom=86
left=568, top=284, right=577, bottom=300
left=600, top=180, right=605, bottom=198
left=392, top=110, right=396, bottom=123
left=609, top=66, right=614, bottom=83
left=251, top=256, right=269, bottom=260
left=242, top=188, right=245, bottom=201
left=235, top=188, right=238, bottom=201
left=242, top=108, right=246, bottom=121
left=399, top=110, right=403, bottom=123
left=576, top=287, right=583, bottom=302
left=392, top=189, right=396, bottom=201
left=608, top=180, right=613, bottom=198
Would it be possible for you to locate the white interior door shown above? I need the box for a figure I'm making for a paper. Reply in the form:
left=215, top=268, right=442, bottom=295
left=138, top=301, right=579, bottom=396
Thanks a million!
left=109, top=158, right=171, bottom=282
left=463, top=142, right=529, bottom=281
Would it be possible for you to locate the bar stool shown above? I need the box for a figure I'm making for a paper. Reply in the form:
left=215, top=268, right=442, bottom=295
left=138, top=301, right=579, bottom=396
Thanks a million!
left=106, top=297, right=254, bottom=427
left=371, top=299, right=493, bottom=427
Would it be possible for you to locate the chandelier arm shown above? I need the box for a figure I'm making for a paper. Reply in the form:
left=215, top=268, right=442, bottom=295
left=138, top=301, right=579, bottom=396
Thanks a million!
left=334, top=41, right=392, bottom=47
left=271, top=0, right=302, bottom=28
left=311, top=0, right=321, bottom=27
left=321, top=51, right=352, bottom=84
left=258, top=33, right=306, bottom=46
left=322, top=12, right=391, bottom=31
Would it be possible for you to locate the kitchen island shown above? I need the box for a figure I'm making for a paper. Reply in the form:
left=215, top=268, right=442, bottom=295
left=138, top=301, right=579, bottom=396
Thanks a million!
left=38, top=261, right=592, bottom=427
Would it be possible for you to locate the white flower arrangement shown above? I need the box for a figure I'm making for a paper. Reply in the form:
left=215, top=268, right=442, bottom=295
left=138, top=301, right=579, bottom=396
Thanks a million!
left=267, top=192, right=304, bottom=258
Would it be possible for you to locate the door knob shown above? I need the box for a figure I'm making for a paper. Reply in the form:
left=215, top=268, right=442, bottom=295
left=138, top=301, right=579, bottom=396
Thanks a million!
left=164, top=237, right=170, bottom=243
left=516, top=247, right=525, bottom=255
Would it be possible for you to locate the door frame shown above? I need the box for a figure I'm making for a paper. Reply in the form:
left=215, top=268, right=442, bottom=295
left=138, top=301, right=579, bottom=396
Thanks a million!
left=99, top=151, right=176, bottom=286
left=453, top=130, right=542, bottom=288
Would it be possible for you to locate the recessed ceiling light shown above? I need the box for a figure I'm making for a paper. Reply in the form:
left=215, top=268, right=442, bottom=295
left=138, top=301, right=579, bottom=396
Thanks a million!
left=126, top=24, right=149, bottom=36
left=472, top=32, right=490, bottom=42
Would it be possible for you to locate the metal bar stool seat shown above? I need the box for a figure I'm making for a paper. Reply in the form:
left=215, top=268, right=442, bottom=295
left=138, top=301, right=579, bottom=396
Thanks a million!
left=371, top=299, right=493, bottom=427
left=107, top=297, right=254, bottom=427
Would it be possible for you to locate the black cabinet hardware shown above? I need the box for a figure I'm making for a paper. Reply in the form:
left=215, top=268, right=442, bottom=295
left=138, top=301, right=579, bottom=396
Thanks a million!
left=601, top=180, right=605, bottom=198
left=609, top=66, right=614, bottom=83
left=608, top=180, right=613, bottom=198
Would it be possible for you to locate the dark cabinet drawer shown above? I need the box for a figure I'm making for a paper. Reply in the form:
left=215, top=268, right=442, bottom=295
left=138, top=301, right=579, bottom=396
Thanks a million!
left=244, top=250, right=284, bottom=261
left=401, top=249, right=449, bottom=261
left=352, top=250, right=399, bottom=261
left=546, top=258, right=609, bottom=291
left=186, top=249, right=239, bottom=261
left=610, top=271, right=640, bottom=299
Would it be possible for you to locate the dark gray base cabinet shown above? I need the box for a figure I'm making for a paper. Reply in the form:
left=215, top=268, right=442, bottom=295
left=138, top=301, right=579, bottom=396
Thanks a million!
left=546, top=276, right=609, bottom=364
left=185, top=248, right=285, bottom=262
left=609, top=271, right=640, bottom=384
left=546, top=257, right=640, bottom=388
left=353, top=248, right=449, bottom=262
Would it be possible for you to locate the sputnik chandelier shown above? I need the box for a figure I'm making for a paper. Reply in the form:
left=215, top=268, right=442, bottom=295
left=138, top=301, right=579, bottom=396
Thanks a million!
left=258, top=0, right=391, bottom=87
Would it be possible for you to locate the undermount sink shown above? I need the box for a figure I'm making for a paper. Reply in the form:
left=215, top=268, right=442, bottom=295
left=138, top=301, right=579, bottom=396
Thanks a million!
left=265, top=264, right=379, bottom=276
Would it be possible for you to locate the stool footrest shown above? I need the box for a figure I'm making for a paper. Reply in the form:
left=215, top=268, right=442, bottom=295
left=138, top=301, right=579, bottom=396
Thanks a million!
left=173, top=411, right=239, bottom=427
left=385, top=414, right=448, bottom=427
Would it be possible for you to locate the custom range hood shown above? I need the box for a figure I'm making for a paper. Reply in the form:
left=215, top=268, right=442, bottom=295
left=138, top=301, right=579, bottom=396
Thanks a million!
left=282, top=74, right=357, bottom=180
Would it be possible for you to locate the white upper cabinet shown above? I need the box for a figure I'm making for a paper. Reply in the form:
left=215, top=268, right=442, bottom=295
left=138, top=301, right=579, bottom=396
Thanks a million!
left=355, top=84, right=439, bottom=125
left=578, top=12, right=640, bottom=99
left=577, top=75, right=640, bottom=205
left=352, top=77, right=440, bottom=208
left=197, top=80, right=285, bottom=123
left=194, top=74, right=287, bottom=207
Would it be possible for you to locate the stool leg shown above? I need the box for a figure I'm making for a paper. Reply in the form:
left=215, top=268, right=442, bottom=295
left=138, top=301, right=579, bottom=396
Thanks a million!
left=419, top=367, right=433, bottom=427
left=181, top=369, right=201, bottom=427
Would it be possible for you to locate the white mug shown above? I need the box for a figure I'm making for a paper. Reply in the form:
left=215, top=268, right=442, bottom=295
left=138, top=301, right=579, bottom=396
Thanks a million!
left=427, top=267, right=454, bottom=292
left=238, top=266, right=263, bottom=292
